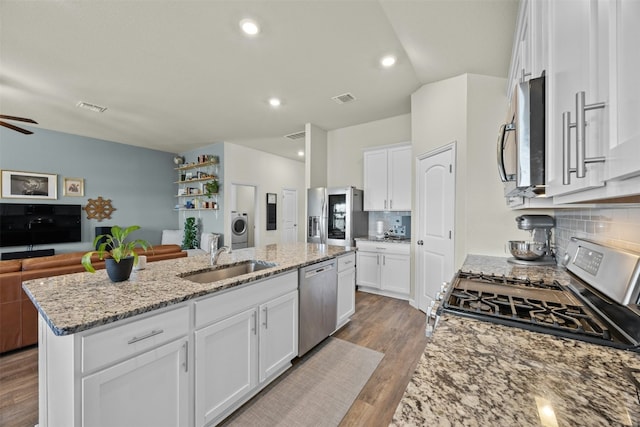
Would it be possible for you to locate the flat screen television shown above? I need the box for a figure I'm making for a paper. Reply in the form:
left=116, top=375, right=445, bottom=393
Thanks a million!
left=0, top=203, right=81, bottom=247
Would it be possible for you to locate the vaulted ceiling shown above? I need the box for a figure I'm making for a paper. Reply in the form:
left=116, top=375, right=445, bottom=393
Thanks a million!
left=0, top=0, right=519, bottom=161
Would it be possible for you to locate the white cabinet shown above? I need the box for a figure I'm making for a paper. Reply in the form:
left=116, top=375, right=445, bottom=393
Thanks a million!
left=546, top=0, right=610, bottom=198
left=194, top=308, right=257, bottom=426
left=258, top=291, right=298, bottom=383
left=336, top=253, right=356, bottom=329
left=363, top=144, right=412, bottom=211
left=605, top=0, right=640, bottom=182
left=193, top=271, right=298, bottom=427
left=356, top=241, right=410, bottom=300
left=82, top=338, right=189, bottom=427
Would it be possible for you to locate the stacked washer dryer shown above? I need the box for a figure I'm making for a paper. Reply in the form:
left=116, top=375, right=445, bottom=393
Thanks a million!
left=231, top=211, right=249, bottom=249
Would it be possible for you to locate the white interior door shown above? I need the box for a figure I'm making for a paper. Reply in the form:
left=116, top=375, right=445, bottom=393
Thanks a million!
left=416, top=143, right=455, bottom=312
left=282, top=188, right=298, bottom=243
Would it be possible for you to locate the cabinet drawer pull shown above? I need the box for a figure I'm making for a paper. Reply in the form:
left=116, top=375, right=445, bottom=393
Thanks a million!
left=343, top=260, right=353, bottom=265
left=575, top=91, right=606, bottom=179
left=127, top=329, right=164, bottom=345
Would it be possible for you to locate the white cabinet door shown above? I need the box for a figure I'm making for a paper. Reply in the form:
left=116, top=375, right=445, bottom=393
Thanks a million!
left=82, top=338, right=189, bottom=427
left=363, top=149, right=388, bottom=210
left=388, top=145, right=412, bottom=211
left=356, top=251, right=380, bottom=288
left=606, top=0, right=640, bottom=182
left=194, top=308, right=257, bottom=427
left=259, top=291, right=298, bottom=383
left=380, top=253, right=410, bottom=295
left=546, top=0, right=609, bottom=197
left=336, top=266, right=356, bottom=329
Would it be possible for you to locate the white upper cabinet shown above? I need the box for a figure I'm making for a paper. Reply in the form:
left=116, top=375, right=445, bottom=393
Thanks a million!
left=605, top=0, right=640, bottom=182
left=545, top=0, right=640, bottom=203
left=546, top=0, right=609, bottom=198
left=363, top=144, right=411, bottom=211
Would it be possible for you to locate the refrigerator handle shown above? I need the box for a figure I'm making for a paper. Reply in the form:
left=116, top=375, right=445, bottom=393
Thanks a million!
left=321, top=198, right=326, bottom=244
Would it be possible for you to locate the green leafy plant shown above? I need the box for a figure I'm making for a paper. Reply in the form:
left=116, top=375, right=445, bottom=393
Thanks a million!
left=182, top=217, right=199, bottom=249
left=204, top=179, right=219, bottom=197
left=82, top=225, right=151, bottom=273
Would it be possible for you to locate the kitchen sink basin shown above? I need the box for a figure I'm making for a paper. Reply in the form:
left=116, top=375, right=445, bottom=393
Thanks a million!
left=180, top=260, right=277, bottom=284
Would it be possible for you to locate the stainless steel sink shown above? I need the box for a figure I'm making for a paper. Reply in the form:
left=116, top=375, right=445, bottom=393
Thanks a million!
left=180, top=260, right=277, bottom=284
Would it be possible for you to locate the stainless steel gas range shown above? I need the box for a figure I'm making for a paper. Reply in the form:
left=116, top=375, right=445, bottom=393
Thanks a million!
left=427, top=238, right=640, bottom=351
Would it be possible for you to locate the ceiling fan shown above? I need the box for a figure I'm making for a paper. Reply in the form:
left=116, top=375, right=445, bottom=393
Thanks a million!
left=0, top=115, right=38, bottom=135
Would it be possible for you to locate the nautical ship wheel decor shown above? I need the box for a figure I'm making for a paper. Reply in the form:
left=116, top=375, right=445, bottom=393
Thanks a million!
left=84, top=196, right=116, bottom=221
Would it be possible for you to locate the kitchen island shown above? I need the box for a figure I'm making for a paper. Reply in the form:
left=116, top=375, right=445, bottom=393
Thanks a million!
left=392, top=255, right=640, bottom=426
left=23, top=242, right=353, bottom=427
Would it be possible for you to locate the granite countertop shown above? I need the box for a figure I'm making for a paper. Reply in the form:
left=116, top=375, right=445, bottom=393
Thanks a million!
left=355, top=236, right=411, bottom=244
left=23, top=242, right=351, bottom=336
left=392, top=254, right=640, bottom=427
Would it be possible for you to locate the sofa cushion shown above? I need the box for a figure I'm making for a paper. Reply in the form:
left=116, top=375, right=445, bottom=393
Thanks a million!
left=0, top=259, right=22, bottom=274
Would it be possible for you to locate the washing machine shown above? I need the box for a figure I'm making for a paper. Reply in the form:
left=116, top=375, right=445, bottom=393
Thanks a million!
left=231, top=211, right=249, bottom=249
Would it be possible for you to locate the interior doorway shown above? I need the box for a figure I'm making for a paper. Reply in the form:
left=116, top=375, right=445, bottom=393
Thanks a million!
left=230, top=183, right=257, bottom=248
left=282, top=188, right=298, bottom=243
left=415, top=142, right=456, bottom=312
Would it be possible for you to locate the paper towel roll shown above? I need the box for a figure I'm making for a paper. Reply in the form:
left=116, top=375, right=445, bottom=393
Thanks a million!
left=376, top=221, right=385, bottom=237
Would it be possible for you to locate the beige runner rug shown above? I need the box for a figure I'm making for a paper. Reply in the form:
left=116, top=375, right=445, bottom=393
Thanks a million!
left=222, top=337, right=384, bottom=427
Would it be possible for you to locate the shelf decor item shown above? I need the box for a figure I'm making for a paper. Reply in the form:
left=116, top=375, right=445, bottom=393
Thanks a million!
left=204, top=179, right=219, bottom=197
left=182, top=217, right=199, bottom=249
left=81, top=225, right=151, bottom=282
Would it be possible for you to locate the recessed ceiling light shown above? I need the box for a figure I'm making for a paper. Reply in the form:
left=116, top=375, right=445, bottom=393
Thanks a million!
left=381, top=55, right=397, bottom=68
left=298, top=151, right=304, bottom=157
left=269, top=98, right=281, bottom=107
left=240, top=19, right=260, bottom=36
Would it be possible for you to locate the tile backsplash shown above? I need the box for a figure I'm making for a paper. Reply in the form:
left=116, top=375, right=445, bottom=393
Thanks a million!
left=554, top=207, right=640, bottom=258
left=367, top=211, right=411, bottom=237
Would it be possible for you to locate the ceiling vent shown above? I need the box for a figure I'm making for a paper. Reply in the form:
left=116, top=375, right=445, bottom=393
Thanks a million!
left=331, top=92, right=356, bottom=104
left=285, top=130, right=306, bottom=140
left=76, top=101, right=107, bottom=113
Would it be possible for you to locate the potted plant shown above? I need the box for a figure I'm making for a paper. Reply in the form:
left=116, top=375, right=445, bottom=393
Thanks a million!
left=204, top=179, right=219, bottom=198
left=82, top=225, right=151, bottom=282
left=182, top=217, right=199, bottom=250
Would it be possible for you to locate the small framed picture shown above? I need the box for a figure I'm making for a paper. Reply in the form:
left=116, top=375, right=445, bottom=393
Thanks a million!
left=63, top=177, right=84, bottom=196
left=1, top=170, right=58, bottom=199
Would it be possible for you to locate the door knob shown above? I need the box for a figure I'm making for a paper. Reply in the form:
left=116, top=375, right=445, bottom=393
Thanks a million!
left=417, top=240, right=424, bottom=245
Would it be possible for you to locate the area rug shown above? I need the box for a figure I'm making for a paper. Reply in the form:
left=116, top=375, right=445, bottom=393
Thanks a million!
left=222, top=337, right=384, bottom=427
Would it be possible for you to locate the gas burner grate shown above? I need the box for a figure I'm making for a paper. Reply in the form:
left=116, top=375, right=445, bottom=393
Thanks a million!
left=447, top=289, right=611, bottom=340
left=457, top=271, right=563, bottom=290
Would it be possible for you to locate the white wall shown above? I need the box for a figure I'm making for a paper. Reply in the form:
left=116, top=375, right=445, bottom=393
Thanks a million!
left=305, top=123, right=328, bottom=188
left=224, top=142, right=305, bottom=246
left=326, top=114, right=411, bottom=188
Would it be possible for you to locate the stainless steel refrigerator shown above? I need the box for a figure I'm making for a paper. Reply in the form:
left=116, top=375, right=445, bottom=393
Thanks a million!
left=307, top=187, right=368, bottom=246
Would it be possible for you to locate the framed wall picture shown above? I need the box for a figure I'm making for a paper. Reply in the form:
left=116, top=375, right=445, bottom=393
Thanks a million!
left=266, top=193, right=277, bottom=230
left=1, top=170, right=58, bottom=199
left=63, top=177, right=84, bottom=196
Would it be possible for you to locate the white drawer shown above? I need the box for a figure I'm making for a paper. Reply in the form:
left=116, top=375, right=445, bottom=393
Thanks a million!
left=337, top=253, right=356, bottom=272
left=82, top=305, right=189, bottom=373
left=195, top=270, right=297, bottom=329
left=356, top=240, right=410, bottom=255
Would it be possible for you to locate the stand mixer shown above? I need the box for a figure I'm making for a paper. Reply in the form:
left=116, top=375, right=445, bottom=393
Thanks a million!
left=507, top=214, right=556, bottom=265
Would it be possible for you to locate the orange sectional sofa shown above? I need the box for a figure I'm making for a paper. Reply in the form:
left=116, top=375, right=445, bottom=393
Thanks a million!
left=0, top=244, right=187, bottom=353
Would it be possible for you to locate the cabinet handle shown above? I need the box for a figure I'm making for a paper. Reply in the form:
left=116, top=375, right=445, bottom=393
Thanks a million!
left=382, top=255, right=386, bottom=266
left=252, top=311, right=257, bottom=335
left=343, top=260, right=353, bottom=265
left=183, top=342, right=188, bottom=372
left=384, top=200, right=387, bottom=209
left=263, top=307, right=268, bottom=329
left=390, top=200, right=393, bottom=209
left=127, top=329, right=164, bottom=345
left=575, top=91, right=606, bottom=178
left=562, top=111, right=574, bottom=185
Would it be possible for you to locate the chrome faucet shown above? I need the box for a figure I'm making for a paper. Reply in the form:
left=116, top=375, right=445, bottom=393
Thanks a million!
left=211, top=245, right=231, bottom=265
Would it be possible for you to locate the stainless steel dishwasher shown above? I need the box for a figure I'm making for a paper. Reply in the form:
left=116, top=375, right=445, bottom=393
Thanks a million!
left=298, top=258, right=337, bottom=356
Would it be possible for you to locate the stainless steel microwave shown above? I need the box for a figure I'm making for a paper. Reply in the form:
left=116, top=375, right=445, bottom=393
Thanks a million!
left=497, top=75, right=545, bottom=198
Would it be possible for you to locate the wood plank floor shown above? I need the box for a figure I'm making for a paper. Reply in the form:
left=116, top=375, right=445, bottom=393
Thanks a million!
left=0, top=291, right=427, bottom=427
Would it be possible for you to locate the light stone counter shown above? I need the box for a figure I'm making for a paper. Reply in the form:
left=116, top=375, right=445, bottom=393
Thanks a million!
left=23, top=242, right=351, bottom=336
left=392, top=254, right=640, bottom=427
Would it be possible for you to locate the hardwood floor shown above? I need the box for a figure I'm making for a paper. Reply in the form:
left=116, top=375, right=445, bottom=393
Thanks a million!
left=0, top=291, right=427, bottom=427
left=0, top=345, right=38, bottom=427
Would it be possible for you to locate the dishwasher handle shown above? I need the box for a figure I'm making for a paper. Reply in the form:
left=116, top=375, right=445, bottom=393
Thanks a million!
left=304, top=263, right=335, bottom=279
